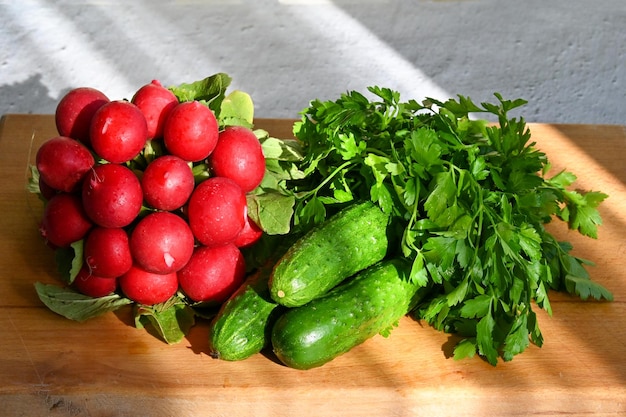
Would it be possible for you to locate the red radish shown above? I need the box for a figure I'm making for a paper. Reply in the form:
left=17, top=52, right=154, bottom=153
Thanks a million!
left=141, top=155, right=194, bottom=211
left=35, top=136, right=95, bottom=193
left=84, top=227, right=133, bottom=278
left=209, top=125, right=266, bottom=192
left=233, top=214, right=263, bottom=248
left=163, top=100, right=218, bottom=162
left=90, top=100, right=148, bottom=163
left=119, top=264, right=178, bottom=305
left=73, top=266, right=118, bottom=298
left=177, top=243, right=246, bottom=304
left=40, top=193, right=92, bottom=248
left=130, top=211, right=195, bottom=274
left=82, top=163, right=143, bottom=228
left=38, top=177, right=58, bottom=200
left=187, top=177, right=247, bottom=247
left=131, top=80, right=178, bottom=139
left=55, top=87, right=109, bottom=145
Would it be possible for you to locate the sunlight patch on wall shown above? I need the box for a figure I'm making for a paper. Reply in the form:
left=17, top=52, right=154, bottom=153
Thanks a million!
left=284, top=1, right=451, bottom=103
left=280, top=0, right=390, bottom=4
left=2, top=0, right=136, bottom=99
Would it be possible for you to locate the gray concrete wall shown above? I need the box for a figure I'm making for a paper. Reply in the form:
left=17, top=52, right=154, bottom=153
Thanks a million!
left=1, top=0, right=624, bottom=125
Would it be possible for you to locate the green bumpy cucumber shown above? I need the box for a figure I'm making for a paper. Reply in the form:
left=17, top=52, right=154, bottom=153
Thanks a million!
left=271, top=259, right=428, bottom=370
left=269, top=201, right=390, bottom=307
left=208, top=266, right=283, bottom=361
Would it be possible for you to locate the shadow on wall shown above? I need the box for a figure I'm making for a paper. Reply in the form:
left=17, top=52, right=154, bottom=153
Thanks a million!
left=0, top=74, right=66, bottom=115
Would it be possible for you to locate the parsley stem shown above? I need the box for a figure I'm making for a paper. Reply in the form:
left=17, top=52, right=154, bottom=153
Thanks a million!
left=364, top=147, right=389, bottom=158
left=310, top=160, right=355, bottom=197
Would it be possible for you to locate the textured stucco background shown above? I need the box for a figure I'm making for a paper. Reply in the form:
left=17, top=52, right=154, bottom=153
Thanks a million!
left=1, top=0, right=624, bottom=124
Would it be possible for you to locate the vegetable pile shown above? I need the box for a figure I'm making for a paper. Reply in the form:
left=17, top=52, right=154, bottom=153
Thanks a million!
left=31, top=74, right=290, bottom=343
left=273, top=88, right=613, bottom=366
left=30, top=74, right=613, bottom=368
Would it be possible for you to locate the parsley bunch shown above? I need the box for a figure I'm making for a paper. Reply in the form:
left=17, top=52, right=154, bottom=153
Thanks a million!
left=289, top=87, right=612, bottom=365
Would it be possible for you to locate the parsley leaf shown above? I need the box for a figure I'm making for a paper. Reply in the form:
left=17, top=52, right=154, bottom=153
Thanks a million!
left=290, top=87, right=612, bottom=365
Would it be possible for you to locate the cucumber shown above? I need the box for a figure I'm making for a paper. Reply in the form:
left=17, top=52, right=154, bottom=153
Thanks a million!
left=271, top=259, right=428, bottom=370
left=208, top=266, right=284, bottom=361
left=269, top=201, right=390, bottom=307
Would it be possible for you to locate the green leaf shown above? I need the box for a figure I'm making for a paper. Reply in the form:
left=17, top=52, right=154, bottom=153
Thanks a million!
left=441, top=95, right=485, bottom=116
left=404, top=128, right=443, bottom=178
left=219, top=90, right=254, bottom=128
left=335, top=132, right=366, bottom=160
left=548, top=170, right=577, bottom=188
left=517, top=224, right=543, bottom=261
left=27, top=164, right=41, bottom=195
left=368, top=85, right=400, bottom=105
left=55, top=240, right=84, bottom=285
left=566, top=191, right=608, bottom=238
left=402, top=177, right=419, bottom=207
left=502, top=313, right=530, bottom=361
left=535, top=277, right=552, bottom=315
left=493, top=93, right=528, bottom=114
left=476, top=311, right=499, bottom=366
left=364, top=153, right=392, bottom=183
left=168, top=73, right=231, bottom=114
left=409, top=253, right=429, bottom=286
left=247, top=192, right=295, bottom=235
left=332, top=188, right=353, bottom=203
left=259, top=134, right=304, bottom=162
left=470, top=156, right=490, bottom=181
left=297, top=197, right=327, bottom=228
left=263, top=159, right=306, bottom=181
left=560, top=250, right=592, bottom=279
left=453, top=230, right=472, bottom=267
left=453, top=338, right=477, bottom=361
left=423, top=236, right=457, bottom=274
left=459, top=295, right=492, bottom=319
left=135, top=295, right=196, bottom=344
left=419, top=295, right=448, bottom=324
left=528, top=310, right=544, bottom=347
left=424, top=171, right=457, bottom=226
left=35, top=282, right=132, bottom=322
left=446, top=278, right=469, bottom=307
left=507, top=169, right=544, bottom=193
left=564, top=275, right=613, bottom=301
left=192, top=163, right=211, bottom=183
left=370, top=181, right=395, bottom=214
left=132, top=138, right=166, bottom=170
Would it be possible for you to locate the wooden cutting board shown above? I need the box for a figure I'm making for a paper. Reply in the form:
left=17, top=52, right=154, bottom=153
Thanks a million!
left=1, top=114, right=625, bottom=417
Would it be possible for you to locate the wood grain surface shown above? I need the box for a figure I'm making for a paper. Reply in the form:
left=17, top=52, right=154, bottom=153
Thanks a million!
left=1, top=115, right=624, bottom=417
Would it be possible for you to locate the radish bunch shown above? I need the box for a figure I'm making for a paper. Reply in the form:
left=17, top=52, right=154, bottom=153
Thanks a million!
left=35, top=78, right=266, bottom=308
